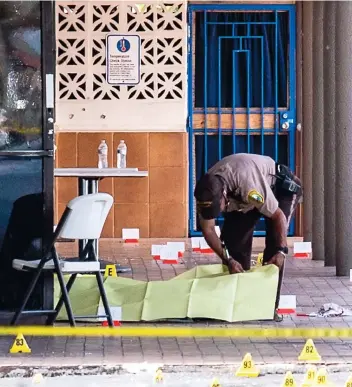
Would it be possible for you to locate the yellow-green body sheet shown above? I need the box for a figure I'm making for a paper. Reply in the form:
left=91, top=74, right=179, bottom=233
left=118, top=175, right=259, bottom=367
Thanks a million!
left=54, top=264, right=279, bottom=322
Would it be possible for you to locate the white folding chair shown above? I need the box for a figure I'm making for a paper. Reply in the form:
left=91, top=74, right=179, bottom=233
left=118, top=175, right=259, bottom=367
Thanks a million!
left=10, top=193, right=114, bottom=327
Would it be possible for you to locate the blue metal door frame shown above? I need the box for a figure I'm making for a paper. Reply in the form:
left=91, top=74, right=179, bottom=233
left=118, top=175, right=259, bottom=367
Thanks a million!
left=187, top=3, right=296, bottom=237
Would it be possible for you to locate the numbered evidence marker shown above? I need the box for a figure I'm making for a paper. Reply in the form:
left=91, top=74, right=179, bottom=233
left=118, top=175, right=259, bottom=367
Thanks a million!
left=32, top=373, right=44, bottom=384
left=256, top=252, right=264, bottom=266
left=160, top=245, right=179, bottom=264
left=199, top=237, right=213, bottom=254
left=9, top=333, right=31, bottom=354
left=293, top=241, right=312, bottom=259
left=280, top=371, right=297, bottom=387
left=154, top=368, right=164, bottom=383
left=210, top=377, right=221, bottom=387
left=122, top=228, right=139, bottom=243
left=167, top=241, right=186, bottom=258
left=191, top=237, right=202, bottom=252
left=104, top=264, right=117, bottom=277
left=312, top=368, right=329, bottom=386
left=277, top=295, right=297, bottom=315
left=98, top=306, right=121, bottom=327
left=151, top=244, right=164, bottom=260
left=298, top=339, right=321, bottom=362
left=345, top=374, right=352, bottom=387
left=301, top=366, right=317, bottom=387
left=235, top=353, right=260, bottom=377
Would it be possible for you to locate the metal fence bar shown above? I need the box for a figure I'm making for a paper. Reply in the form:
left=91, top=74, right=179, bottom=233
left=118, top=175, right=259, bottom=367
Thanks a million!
left=203, top=10, right=208, bottom=174
left=246, top=55, right=251, bottom=152
left=274, top=11, right=279, bottom=162
left=288, top=6, right=297, bottom=236
left=247, top=24, right=251, bottom=154
left=187, top=8, right=195, bottom=233
left=232, top=25, right=237, bottom=154
left=207, top=21, right=276, bottom=25
left=261, top=36, right=265, bottom=155
left=218, top=37, right=222, bottom=160
left=232, top=51, right=237, bottom=154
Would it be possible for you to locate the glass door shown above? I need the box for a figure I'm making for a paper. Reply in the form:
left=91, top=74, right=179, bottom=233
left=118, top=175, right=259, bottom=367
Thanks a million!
left=0, top=1, right=55, bottom=313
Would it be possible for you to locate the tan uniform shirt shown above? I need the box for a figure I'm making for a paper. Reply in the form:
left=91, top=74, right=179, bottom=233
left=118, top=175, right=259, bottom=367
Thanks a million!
left=208, top=153, right=278, bottom=218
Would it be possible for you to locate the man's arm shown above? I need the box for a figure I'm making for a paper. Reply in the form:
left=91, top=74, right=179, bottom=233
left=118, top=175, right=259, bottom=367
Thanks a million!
left=199, top=216, right=245, bottom=273
left=199, top=216, right=227, bottom=264
left=270, top=207, right=288, bottom=248
left=266, top=207, right=288, bottom=269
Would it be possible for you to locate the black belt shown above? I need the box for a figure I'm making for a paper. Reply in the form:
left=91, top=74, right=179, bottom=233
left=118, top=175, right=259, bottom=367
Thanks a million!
left=274, top=163, right=301, bottom=195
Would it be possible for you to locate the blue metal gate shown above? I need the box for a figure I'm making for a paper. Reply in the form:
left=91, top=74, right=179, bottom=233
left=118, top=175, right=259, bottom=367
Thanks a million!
left=187, top=4, right=296, bottom=236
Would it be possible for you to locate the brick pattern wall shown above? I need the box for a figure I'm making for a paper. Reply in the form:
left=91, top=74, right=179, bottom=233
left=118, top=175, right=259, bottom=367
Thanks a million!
left=55, top=132, right=188, bottom=237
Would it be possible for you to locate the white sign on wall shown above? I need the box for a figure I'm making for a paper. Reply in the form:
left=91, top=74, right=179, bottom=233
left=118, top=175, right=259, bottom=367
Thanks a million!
left=106, top=34, right=141, bottom=85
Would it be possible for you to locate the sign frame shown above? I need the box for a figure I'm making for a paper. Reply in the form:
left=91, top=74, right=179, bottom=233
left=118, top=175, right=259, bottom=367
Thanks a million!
left=106, top=34, right=141, bottom=86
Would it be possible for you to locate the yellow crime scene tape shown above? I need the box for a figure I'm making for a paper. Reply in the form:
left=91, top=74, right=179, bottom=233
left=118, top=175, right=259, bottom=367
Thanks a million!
left=1, top=326, right=352, bottom=338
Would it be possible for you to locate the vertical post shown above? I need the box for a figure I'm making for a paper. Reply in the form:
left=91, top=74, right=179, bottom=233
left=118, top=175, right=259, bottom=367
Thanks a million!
left=311, top=1, right=324, bottom=260
left=336, top=2, right=352, bottom=276
left=323, top=2, right=336, bottom=267
left=302, top=2, right=313, bottom=242
left=41, top=0, right=56, bottom=313
left=295, top=2, right=303, bottom=236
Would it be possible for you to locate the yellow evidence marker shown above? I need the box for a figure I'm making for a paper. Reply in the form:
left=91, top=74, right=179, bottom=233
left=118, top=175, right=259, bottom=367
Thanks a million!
left=280, top=371, right=297, bottom=387
left=235, top=353, right=260, bottom=377
left=312, top=368, right=329, bottom=386
left=154, top=368, right=164, bottom=383
left=32, top=373, right=44, bottom=384
left=256, top=253, right=264, bottom=266
left=345, top=374, right=352, bottom=387
left=210, top=377, right=221, bottom=387
left=298, top=339, right=321, bottom=362
left=104, top=264, right=117, bottom=278
left=9, top=333, right=31, bottom=354
left=301, top=366, right=317, bottom=387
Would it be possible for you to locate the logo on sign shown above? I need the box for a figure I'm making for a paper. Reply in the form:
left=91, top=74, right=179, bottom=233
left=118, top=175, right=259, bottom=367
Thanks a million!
left=117, top=38, right=130, bottom=53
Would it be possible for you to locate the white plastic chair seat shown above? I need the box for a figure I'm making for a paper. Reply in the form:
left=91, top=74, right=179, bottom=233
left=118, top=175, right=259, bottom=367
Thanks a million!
left=13, top=259, right=100, bottom=273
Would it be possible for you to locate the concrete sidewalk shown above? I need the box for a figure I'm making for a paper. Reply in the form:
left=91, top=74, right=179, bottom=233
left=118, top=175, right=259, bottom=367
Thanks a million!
left=2, top=371, right=352, bottom=386
left=1, top=238, right=352, bottom=374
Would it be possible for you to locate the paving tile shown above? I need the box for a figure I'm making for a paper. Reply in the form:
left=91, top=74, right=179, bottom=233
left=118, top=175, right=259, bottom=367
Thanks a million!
left=4, top=238, right=351, bottom=367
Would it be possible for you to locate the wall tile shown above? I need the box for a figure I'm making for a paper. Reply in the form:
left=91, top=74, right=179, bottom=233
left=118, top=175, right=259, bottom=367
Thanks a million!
left=101, top=209, right=114, bottom=238
left=54, top=132, right=189, bottom=239
left=56, top=202, right=67, bottom=225
left=56, top=132, right=77, bottom=168
left=149, top=166, right=186, bottom=203
left=113, top=133, right=149, bottom=169
left=77, top=132, right=113, bottom=168
left=150, top=203, right=187, bottom=237
left=114, top=203, right=149, bottom=238
left=57, top=177, right=78, bottom=204
left=114, top=177, right=149, bottom=204
left=149, top=133, right=186, bottom=167
left=99, top=177, right=114, bottom=196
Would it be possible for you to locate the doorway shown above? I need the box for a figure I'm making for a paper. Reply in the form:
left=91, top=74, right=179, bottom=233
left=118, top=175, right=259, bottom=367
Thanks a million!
left=0, top=1, right=55, bottom=313
left=187, top=4, right=296, bottom=236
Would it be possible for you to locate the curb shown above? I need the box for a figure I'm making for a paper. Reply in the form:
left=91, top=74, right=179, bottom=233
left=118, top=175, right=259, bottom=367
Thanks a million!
left=1, top=362, right=352, bottom=378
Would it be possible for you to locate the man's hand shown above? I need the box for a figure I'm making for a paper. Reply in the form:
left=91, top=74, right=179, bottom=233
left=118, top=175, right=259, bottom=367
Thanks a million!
left=266, top=252, right=285, bottom=270
left=228, top=258, right=245, bottom=274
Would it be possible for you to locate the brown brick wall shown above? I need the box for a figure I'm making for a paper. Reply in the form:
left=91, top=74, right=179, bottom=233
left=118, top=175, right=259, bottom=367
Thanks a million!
left=54, top=132, right=188, bottom=238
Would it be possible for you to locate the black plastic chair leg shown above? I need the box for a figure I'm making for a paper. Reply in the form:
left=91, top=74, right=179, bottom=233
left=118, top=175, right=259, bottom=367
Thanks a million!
left=95, top=272, right=114, bottom=327
left=46, top=273, right=77, bottom=326
left=10, top=262, right=46, bottom=325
